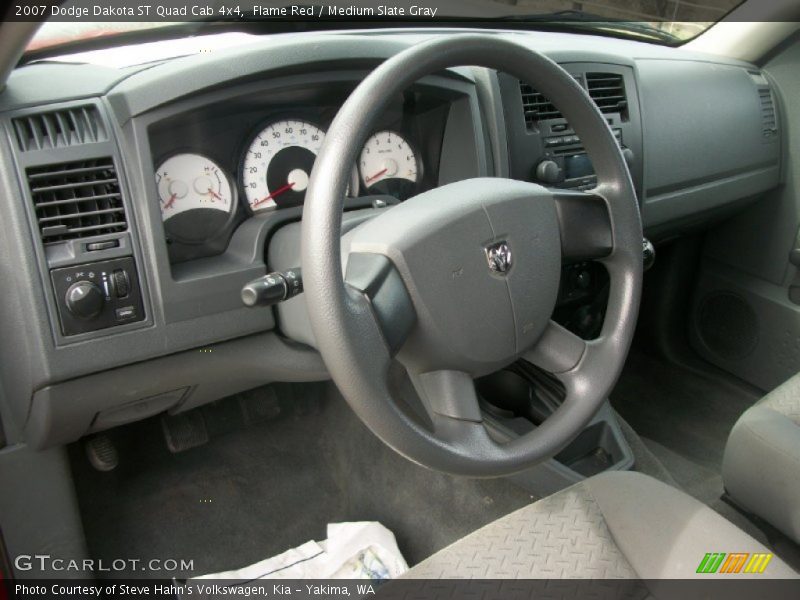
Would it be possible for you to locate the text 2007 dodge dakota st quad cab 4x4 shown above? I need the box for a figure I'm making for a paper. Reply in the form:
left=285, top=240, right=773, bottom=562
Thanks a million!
left=1, top=1, right=800, bottom=598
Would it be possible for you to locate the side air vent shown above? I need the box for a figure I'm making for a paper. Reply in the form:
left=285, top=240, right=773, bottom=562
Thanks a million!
left=586, top=73, right=628, bottom=118
left=12, top=106, right=107, bottom=152
left=26, top=158, right=127, bottom=244
left=520, top=82, right=563, bottom=128
left=758, top=88, right=778, bottom=138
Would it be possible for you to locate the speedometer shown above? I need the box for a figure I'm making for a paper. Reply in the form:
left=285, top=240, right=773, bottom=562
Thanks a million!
left=241, top=119, right=325, bottom=212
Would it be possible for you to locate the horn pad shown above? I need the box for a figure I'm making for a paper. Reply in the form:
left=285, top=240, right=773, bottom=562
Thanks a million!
left=346, top=178, right=561, bottom=375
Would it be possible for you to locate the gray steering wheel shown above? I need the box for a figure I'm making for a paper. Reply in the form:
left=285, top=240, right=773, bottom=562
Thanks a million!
left=301, top=35, right=642, bottom=476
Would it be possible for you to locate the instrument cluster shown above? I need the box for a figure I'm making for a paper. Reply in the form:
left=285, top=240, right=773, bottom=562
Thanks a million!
left=156, top=117, right=423, bottom=249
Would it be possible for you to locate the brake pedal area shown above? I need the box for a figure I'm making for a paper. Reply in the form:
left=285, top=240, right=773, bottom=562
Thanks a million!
left=239, top=386, right=281, bottom=425
left=161, top=410, right=209, bottom=453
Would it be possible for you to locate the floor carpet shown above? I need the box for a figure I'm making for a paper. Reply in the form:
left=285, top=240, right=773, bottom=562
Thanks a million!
left=70, top=351, right=779, bottom=580
left=610, top=350, right=766, bottom=541
left=69, top=383, right=536, bottom=578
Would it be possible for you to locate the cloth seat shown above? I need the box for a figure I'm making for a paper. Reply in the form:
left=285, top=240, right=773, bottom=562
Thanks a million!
left=723, top=372, right=800, bottom=544
left=402, top=471, right=795, bottom=579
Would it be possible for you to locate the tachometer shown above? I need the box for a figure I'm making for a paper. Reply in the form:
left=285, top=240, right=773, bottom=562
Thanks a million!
left=359, top=130, right=419, bottom=201
left=156, top=153, right=234, bottom=244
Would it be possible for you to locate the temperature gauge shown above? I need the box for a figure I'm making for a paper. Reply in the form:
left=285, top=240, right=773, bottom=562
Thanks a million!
left=155, top=153, right=235, bottom=244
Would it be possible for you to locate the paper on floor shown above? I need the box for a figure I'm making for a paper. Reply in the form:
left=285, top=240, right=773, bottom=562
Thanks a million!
left=194, top=521, right=408, bottom=580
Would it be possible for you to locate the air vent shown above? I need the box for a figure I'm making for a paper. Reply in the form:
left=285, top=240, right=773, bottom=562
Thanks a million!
left=758, top=88, right=778, bottom=138
left=519, top=72, right=626, bottom=129
left=520, top=82, right=563, bottom=128
left=26, top=158, right=126, bottom=244
left=586, top=73, right=628, bottom=118
left=12, top=106, right=107, bottom=152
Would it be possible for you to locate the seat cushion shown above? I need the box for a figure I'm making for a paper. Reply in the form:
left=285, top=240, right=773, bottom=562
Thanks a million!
left=403, top=471, right=795, bottom=579
left=723, top=371, right=800, bottom=544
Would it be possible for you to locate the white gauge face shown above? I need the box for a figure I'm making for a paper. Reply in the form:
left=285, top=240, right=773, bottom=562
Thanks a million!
left=242, top=119, right=326, bottom=212
left=156, top=153, right=233, bottom=222
left=359, top=130, right=418, bottom=189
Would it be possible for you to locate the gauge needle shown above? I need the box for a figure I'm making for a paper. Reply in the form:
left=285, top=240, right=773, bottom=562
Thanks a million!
left=365, top=168, right=388, bottom=184
left=254, top=181, right=296, bottom=207
left=207, top=188, right=223, bottom=201
left=163, top=193, right=177, bottom=209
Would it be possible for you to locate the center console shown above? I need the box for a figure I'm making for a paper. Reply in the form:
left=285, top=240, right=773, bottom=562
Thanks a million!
left=498, top=65, right=643, bottom=196
left=497, top=64, right=644, bottom=340
left=478, top=361, right=635, bottom=495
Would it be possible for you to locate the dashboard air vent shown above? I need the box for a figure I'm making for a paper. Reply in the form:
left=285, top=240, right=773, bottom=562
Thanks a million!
left=758, top=88, right=778, bottom=138
left=26, top=158, right=127, bottom=244
left=586, top=72, right=628, bottom=117
left=520, top=82, right=563, bottom=128
left=12, top=106, right=107, bottom=152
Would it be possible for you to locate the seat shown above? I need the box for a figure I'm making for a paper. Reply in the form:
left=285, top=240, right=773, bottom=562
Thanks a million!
left=723, top=371, right=800, bottom=544
left=403, top=471, right=795, bottom=578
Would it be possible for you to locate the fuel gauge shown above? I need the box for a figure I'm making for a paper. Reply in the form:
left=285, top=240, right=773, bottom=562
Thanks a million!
left=155, top=153, right=235, bottom=244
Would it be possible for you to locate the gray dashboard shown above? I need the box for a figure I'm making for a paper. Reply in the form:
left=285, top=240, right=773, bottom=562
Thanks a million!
left=0, top=29, right=782, bottom=449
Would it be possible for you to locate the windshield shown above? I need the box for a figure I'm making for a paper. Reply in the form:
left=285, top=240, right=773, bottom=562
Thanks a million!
left=26, top=0, right=746, bottom=53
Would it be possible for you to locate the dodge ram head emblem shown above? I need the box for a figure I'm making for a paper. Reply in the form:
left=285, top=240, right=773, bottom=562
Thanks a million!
left=484, top=241, right=513, bottom=275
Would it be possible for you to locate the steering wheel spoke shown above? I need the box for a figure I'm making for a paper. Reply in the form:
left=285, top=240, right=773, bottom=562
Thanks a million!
left=410, top=369, right=483, bottom=423
left=344, top=252, right=416, bottom=354
left=523, top=320, right=587, bottom=374
left=553, top=189, right=613, bottom=262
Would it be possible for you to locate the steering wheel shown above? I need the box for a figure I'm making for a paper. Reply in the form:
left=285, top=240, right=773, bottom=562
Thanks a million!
left=301, top=35, right=642, bottom=476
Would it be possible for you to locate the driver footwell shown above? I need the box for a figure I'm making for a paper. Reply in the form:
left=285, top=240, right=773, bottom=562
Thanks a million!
left=68, top=383, right=537, bottom=578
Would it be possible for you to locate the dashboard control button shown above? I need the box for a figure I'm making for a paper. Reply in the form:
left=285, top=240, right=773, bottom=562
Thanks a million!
left=622, top=147, right=635, bottom=166
left=86, top=240, right=119, bottom=252
left=534, top=160, right=563, bottom=184
left=65, top=281, right=105, bottom=320
left=575, top=270, right=592, bottom=290
left=544, top=136, right=564, bottom=147
left=112, top=269, right=129, bottom=298
left=115, top=306, right=137, bottom=321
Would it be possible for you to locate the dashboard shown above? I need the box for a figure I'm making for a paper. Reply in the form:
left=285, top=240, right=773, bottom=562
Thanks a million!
left=0, top=30, right=782, bottom=450
left=150, top=83, right=451, bottom=263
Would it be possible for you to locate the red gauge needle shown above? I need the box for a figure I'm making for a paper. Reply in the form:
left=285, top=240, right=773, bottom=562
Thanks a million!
left=365, top=168, right=388, bottom=184
left=207, top=188, right=223, bottom=201
left=163, top=193, right=177, bottom=209
left=254, top=181, right=296, bottom=207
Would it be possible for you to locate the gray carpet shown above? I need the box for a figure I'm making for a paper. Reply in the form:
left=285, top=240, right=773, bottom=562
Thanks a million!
left=610, top=350, right=766, bottom=541
left=70, top=382, right=535, bottom=579
left=71, top=353, right=763, bottom=580
left=611, top=350, right=759, bottom=470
